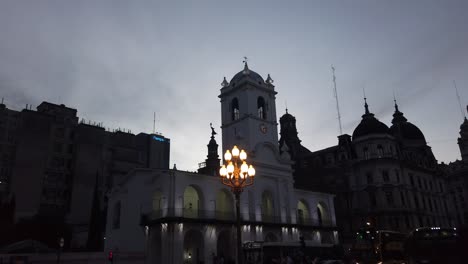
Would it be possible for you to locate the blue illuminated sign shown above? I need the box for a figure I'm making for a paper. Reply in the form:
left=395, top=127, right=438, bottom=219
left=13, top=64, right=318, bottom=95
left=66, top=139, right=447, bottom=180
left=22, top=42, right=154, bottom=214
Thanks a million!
left=153, top=136, right=166, bottom=142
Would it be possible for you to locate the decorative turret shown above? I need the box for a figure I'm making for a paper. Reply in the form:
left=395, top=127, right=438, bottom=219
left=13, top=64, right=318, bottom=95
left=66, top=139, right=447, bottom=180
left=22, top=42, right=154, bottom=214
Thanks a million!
left=389, top=99, right=426, bottom=143
left=198, top=123, right=221, bottom=176
left=279, top=109, right=310, bottom=160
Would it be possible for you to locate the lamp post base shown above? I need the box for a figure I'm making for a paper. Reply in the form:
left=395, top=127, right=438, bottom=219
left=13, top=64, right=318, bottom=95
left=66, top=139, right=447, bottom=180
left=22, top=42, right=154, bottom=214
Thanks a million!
left=234, top=190, right=242, bottom=264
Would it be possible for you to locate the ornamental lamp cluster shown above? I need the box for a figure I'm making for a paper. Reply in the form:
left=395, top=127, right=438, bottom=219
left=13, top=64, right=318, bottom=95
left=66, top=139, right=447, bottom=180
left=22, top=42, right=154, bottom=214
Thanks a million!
left=219, top=145, right=255, bottom=190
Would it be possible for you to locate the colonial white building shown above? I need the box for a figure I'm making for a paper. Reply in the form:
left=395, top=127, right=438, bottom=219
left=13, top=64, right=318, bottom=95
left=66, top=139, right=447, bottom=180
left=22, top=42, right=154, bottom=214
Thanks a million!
left=104, top=63, right=338, bottom=263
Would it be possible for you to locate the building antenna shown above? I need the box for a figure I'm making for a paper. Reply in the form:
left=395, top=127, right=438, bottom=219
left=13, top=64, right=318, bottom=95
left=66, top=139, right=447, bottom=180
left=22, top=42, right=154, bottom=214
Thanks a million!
left=331, top=65, right=343, bottom=135
left=153, top=112, right=156, bottom=134
left=454, top=80, right=466, bottom=120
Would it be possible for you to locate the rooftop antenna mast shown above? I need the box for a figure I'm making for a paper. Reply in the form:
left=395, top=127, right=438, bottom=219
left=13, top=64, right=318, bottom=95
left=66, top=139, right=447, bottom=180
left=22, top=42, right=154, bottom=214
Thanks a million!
left=454, top=80, right=466, bottom=120
left=153, top=112, right=156, bottom=134
left=331, top=65, right=343, bottom=134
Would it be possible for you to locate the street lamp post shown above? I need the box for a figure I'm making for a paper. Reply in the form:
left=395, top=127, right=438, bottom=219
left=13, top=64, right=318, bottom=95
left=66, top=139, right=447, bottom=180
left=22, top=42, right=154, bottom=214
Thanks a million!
left=219, top=146, right=256, bottom=264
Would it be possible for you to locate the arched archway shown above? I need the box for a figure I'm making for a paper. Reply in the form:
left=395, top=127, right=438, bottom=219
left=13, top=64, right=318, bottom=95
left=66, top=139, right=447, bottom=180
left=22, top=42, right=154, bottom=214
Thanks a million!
left=184, top=229, right=204, bottom=264
left=215, top=189, right=234, bottom=220
left=262, top=190, right=274, bottom=222
left=297, top=199, right=310, bottom=224
left=257, top=96, right=266, bottom=119
left=217, top=229, right=234, bottom=263
left=317, top=201, right=330, bottom=226
left=184, top=185, right=203, bottom=218
left=152, top=191, right=163, bottom=212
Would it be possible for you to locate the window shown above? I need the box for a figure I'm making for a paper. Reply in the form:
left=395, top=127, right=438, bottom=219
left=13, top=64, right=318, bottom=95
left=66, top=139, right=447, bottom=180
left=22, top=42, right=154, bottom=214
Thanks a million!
left=382, top=170, right=389, bottom=183
left=424, top=179, right=428, bottom=190
left=386, top=191, right=394, bottom=206
left=257, top=96, right=266, bottom=119
left=317, top=207, right=323, bottom=226
left=395, top=170, right=400, bottom=183
left=377, top=145, right=384, bottom=157
left=429, top=199, right=433, bottom=211
left=363, top=147, right=369, bottom=160
left=366, top=172, right=373, bottom=184
left=400, top=191, right=406, bottom=206
left=113, top=201, right=121, bottom=229
left=405, top=215, right=410, bottom=228
left=409, top=173, right=415, bottom=186
left=414, top=194, right=419, bottom=209
left=417, top=177, right=422, bottom=188
left=231, top=98, right=239, bottom=120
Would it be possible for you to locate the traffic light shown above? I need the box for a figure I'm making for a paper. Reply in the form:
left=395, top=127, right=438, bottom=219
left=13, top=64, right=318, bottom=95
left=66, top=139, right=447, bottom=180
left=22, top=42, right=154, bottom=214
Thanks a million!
left=108, top=250, right=113, bottom=262
left=300, top=235, right=305, bottom=249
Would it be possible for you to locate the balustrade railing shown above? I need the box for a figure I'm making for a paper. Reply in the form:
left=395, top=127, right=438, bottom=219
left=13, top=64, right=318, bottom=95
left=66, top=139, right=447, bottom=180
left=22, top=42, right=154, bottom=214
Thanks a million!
left=141, top=208, right=335, bottom=227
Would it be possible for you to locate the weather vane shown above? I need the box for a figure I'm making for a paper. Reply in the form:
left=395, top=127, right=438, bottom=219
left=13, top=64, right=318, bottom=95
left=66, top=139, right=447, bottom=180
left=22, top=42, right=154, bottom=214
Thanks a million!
left=243, top=56, right=248, bottom=64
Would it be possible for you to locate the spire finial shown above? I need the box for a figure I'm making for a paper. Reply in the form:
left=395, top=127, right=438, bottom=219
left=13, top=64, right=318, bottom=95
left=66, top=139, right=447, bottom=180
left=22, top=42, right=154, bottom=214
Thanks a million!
left=242, top=56, right=250, bottom=75
left=364, top=97, right=370, bottom=114
left=210, top=122, right=217, bottom=138
left=362, top=86, right=370, bottom=114
left=393, top=91, right=399, bottom=112
left=221, top=77, right=229, bottom=87
left=285, top=100, right=288, bottom=114
left=266, top=73, right=274, bottom=85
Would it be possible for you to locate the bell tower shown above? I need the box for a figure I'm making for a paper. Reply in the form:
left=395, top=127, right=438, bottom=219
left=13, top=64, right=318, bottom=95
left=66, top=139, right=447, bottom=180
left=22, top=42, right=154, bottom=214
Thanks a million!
left=219, top=61, right=278, bottom=156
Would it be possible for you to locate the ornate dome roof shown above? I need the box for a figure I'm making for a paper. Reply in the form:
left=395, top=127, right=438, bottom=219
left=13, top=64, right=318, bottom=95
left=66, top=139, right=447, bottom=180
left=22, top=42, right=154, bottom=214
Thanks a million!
left=390, top=102, right=426, bottom=142
left=279, top=109, right=295, bottom=123
left=390, top=122, right=426, bottom=141
left=352, top=99, right=390, bottom=140
left=229, top=63, right=265, bottom=86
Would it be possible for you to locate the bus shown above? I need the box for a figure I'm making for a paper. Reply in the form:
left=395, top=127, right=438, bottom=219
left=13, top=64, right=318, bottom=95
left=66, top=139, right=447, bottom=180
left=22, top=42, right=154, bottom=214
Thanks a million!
left=243, top=241, right=344, bottom=263
left=350, top=230, right=406, bottom=264
left=405, top=227, right=461, bottom=264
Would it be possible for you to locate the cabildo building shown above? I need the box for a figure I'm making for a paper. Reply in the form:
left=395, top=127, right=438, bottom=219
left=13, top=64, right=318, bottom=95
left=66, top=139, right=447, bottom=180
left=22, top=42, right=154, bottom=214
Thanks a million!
left=104, top=63, right=338, bottom=263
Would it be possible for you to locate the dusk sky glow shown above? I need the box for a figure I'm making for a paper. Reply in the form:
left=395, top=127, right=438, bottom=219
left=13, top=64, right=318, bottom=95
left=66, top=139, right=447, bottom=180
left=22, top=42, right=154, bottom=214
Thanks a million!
left=1, top=0, right=467, bottom=171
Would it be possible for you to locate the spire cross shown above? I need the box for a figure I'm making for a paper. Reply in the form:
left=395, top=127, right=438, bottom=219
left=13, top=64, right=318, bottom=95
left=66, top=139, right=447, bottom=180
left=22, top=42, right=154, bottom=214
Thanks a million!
left=243, top=56, right=248, bottom=64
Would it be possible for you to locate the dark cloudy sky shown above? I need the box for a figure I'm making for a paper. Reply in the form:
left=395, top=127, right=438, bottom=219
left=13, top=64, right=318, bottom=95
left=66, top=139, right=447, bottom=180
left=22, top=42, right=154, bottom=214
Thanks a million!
left=1, top=0, right=467, bottom=170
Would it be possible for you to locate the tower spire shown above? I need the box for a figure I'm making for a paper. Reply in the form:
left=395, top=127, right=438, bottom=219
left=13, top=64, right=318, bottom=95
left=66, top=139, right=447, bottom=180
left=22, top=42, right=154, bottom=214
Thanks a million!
left=364, top=97, right=370, bottom=114
left=393, top=91, right=400, bottom=112
left=362, top=86, right=370, bottom=114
